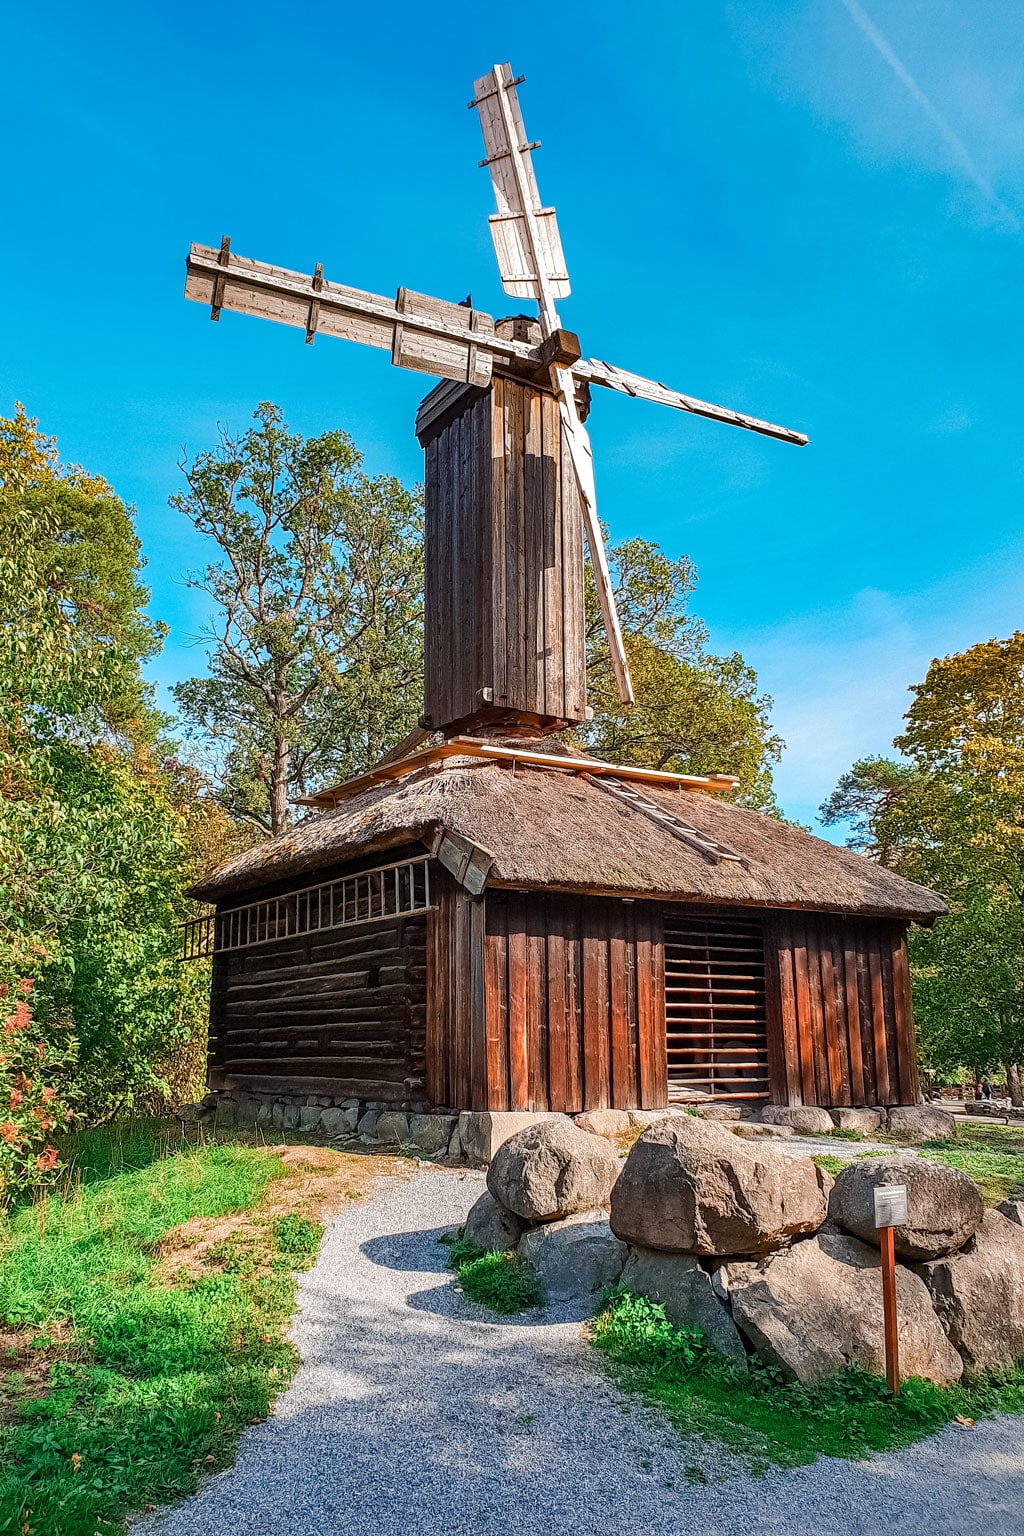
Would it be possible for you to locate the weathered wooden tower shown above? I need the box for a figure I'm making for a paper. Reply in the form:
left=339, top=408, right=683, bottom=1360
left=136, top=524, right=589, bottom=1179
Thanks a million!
left=416, top=326, right=589, bottom=735
left=180, top=65, right=944, bottom=1126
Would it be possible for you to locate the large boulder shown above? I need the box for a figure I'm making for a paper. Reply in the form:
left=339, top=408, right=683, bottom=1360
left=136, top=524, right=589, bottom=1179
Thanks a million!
left=486, top=1119, right=621, bottom=1223
left=464, top=1191, right=526, bottom=1253
left=830, top=1107, right=883, bottom=1136
left=609, top=1116, right=829, bottom=1257
left=760, top=1104, right=835, bottom=1136
left=831, top=1156, right=983, bottom=1261
left=519, top=1212, right=626, bottom=1301
left=620, top=1247, right=748, bottom=1368
left=915, top=1209, right=1024, bottom=1374
left=886, top=1105, right=956, bottom=1143
left=726, top=1231, right=963, bottom=1386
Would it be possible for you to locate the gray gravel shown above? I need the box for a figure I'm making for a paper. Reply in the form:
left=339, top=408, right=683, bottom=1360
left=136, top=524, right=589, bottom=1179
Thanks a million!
left=135, top=1166, right=1024, bottom=1536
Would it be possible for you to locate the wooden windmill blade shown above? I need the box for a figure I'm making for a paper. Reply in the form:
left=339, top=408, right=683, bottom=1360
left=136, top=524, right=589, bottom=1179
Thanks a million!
left=184, top=241, right=505, bottom=390
left=575, top=357, right=809, bottom=447
left=555, top=396, right=635, bottom=705
left=471, top=63, right=570, bottom=304
left=471, top=65, right=635, bottom=705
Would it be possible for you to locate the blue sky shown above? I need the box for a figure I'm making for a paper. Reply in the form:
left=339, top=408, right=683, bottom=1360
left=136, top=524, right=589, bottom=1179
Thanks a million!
left=3, top=1, right=1022, bottom=831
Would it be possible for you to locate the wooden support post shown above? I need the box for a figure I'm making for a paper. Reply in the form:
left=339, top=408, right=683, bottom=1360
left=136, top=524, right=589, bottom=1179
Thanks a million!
left=880, top=1224, right=900, bottom=1396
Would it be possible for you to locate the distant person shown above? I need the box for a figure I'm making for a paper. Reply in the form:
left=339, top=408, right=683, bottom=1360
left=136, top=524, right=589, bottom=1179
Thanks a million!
left=974, top=1081, right=984, bottom=1101
left=982, top=1076, right=993, bottom=1101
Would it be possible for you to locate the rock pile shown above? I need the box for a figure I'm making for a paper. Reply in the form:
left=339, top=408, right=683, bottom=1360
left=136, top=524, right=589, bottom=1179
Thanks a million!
left=462, top=1120, right=627, bottom=1304
left=467, top=1113, right=1019, bottom=1388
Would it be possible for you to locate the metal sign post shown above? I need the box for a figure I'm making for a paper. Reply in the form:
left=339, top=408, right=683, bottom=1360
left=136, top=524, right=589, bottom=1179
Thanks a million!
left=873, top=1183, right=907, bottom=1396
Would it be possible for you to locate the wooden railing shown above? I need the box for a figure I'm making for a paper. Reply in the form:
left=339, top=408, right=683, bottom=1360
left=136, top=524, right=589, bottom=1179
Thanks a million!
left=179, top=855, right=432, bottom=961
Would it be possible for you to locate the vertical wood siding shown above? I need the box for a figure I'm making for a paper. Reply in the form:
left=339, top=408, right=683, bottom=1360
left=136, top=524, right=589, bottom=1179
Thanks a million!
left=421, top=378, right=586, bottom=729
left=763, top=911, right=918, bottom=1107
left=428, top=887, right=666, bottom=1113
left=208, top=913, right=428, bottom=1103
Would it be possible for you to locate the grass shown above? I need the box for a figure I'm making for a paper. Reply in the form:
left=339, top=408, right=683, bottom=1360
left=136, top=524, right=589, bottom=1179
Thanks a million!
left=442, top=1233, right=543, bottom=1314
left=0, top=1119, right=388, bottom=1536
left=811, top=1153, right=848, bottom=1179
left=842, top=1122, right=1024, bottom=1205
left=915, top=1137, right=1024, bottom=1204
left=591, top=1289, right=1024, bottom=1472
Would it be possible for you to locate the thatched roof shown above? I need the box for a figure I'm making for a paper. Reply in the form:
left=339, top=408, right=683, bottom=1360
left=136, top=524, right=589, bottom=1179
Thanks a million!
left=190, top=751, right=945, bottom=923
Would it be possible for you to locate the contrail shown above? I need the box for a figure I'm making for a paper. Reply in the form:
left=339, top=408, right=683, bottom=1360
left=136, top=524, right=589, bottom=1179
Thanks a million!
left=838, top=0, right=1019, bottom=230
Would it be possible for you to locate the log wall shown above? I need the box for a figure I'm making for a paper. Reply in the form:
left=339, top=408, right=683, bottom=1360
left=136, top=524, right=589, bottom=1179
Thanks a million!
left=208, top=912, right=428, bottom=1104
left=426, top=880, right=666, bottom=1112
left=763, top=911, right=918, bottom=1108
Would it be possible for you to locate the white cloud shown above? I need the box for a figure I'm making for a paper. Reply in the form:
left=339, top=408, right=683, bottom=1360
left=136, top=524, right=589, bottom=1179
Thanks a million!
left=837, top=0, right=1020, bottom=229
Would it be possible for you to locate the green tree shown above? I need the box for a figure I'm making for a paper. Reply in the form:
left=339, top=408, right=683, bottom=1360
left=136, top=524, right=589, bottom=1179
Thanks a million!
left=0, top=406, right=233, bottom=1117
left=821, top=634, right=1024, bottom=1101
left=172, top=404, right=423, bottom=835
left=577, top=537, right=783, bottom=810
left=819, top=757, right=926, bottom=866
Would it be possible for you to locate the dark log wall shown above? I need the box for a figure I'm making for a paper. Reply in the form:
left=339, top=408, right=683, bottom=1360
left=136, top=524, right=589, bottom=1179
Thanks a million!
left=426, top=879, right=667, bottom=1112
left=763, top=911, right=918, bottom=1108
left=208, top=913, right=428, bottom=1104
left=420, top=376, right=587, bottom=730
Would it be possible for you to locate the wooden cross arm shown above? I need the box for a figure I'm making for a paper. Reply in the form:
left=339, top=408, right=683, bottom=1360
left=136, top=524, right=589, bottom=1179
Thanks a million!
left=575, top=357, right=809, bottom=446
left=185, top=242, right=807, bottom=446
left=184, top=241, right=539, bottom=389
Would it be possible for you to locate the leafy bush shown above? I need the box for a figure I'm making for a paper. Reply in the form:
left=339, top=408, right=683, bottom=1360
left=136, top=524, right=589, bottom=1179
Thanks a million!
left=0, top=980, right=77, bottom=1205
left=443, top=1232, right=543, bottom=1314
left=591, top=1289, right=1024, bottom=1468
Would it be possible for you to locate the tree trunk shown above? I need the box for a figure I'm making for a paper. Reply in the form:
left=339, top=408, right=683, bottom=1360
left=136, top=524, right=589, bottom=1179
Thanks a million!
left=1005, top=1061, right=1024, bottom=1108
left=269, top=729, right=290, bottom=837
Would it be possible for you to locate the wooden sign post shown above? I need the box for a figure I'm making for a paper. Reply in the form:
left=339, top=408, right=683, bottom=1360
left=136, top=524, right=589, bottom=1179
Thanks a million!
left=873, top=1183, right=907, bottom=1396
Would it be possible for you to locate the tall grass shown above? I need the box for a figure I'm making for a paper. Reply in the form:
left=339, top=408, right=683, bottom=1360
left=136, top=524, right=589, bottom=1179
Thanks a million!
left=0, top=1123, right=307, bottom=1536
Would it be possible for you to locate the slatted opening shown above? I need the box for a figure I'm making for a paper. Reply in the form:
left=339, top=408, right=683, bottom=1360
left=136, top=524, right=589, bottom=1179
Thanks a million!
left=665, top=907, right=769, bottom=1102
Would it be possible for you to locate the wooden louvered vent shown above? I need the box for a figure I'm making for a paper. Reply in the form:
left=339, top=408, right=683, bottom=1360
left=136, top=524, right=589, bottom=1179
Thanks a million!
left=665, top=907, right=770, bottom=1102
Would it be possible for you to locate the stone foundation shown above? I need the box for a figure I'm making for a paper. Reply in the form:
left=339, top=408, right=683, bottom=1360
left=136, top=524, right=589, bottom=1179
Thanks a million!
left=179, top=1089, right=943, bottom=1163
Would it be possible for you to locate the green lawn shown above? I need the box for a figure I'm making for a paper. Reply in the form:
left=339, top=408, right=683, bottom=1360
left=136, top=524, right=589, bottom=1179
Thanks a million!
left=916, top=1131, right=1024, bottom=1203
left=0, top=1121, right=364, bottom=1536
left=592, top=1290, right=1024, bottom=1472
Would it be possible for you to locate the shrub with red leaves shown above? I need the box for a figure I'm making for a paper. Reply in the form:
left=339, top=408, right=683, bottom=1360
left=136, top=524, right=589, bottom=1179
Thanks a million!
left=0, top=979, right=77, bottom=1205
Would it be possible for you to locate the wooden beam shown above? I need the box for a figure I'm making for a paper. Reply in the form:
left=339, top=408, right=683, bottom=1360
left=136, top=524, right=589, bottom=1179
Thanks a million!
left=186, top=245, right=808, bottom=448
left=296, top=736, right=739, bottom=809
left=576, top=358, right=809, bottom=447
left=184, top=243, right=531, bottom=388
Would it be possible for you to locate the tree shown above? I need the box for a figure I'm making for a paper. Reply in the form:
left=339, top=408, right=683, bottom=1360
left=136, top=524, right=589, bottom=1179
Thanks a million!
left=0, top=406, right=234, bottom=1118
left=172, top=404, right=423, bottom=835
left=819, top=757, right=926, bottom=865
left=821, top=634, right=1024, bottom=1100
left=577, top=537, right=783, bottom=810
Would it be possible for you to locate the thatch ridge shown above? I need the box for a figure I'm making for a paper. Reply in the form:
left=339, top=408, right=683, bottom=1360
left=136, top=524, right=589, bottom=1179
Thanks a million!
left=189, top=755, right=945, bottom=923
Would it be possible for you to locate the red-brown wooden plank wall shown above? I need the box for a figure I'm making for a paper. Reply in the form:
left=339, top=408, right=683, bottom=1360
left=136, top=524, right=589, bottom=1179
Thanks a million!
left=763, top=911, right=918, bottom=1107
left=426, top=879, right=666, bottom=1112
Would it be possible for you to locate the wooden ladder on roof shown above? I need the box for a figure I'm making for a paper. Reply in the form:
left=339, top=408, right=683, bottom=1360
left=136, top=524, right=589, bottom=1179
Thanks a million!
left=582, top=773, right=748, bottom=867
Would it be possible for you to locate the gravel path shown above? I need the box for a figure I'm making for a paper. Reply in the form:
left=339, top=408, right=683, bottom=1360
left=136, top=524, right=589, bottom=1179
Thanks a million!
left=136, top=1166, right=1023, bottom=1536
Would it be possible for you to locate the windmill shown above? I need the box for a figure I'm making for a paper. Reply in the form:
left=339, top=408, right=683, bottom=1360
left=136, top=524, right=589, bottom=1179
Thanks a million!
left=184, top=63, right=806, bottom=739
